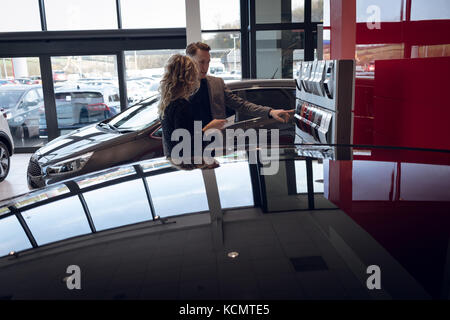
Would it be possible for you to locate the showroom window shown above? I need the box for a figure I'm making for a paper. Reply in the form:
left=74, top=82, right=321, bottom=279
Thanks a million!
left=0, top=57, right=47, bottom=148
left=411, top=0, right=450, bottom=21
left=256, top=0, right=305, bottom=23
left=200, top=0, right=242, bottom=80
left=48, top=55, right=120, bottom=136
left=248, top=0, right=322, bottom=79
left=0, top=1, right=42, bottom=32
left=44, top=0, right=118, bottom=31
left=355, top=44, right=404, bottom=78
left=256, top=29, right=305, bottom=79
left=124, top=49, right=185, bottom=102
left=120, top=0, right=186, bottom=29
left=356, top=0, right=403, bottom=23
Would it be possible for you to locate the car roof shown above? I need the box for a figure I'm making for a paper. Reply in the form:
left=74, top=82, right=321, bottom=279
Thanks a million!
left=225, top=78, right=296, bottom=90
left=0, top=84, right=41, bottom=91
left=55, top=84, right=117, bottom=94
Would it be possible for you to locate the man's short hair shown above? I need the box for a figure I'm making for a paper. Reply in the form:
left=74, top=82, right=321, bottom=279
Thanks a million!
left=186, top=42, right=211, bottom=57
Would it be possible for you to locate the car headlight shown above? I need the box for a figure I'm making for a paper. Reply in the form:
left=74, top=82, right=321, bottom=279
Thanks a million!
left=5, top=112, right=12, bottom=120
left=46, top=152, right=93, bottom=176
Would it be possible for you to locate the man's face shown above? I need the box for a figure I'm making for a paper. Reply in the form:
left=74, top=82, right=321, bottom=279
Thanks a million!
left=193, top=49, right=210, bottom=79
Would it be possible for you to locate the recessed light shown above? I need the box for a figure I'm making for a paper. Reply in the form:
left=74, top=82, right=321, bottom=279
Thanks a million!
left=227, top=251, right=239, bottom=259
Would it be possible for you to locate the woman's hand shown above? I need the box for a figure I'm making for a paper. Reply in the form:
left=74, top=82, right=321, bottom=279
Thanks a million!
left=202, top=119, right=227, bottom=132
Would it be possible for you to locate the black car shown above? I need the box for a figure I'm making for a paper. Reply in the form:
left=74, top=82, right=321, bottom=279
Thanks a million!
left=27, top=79, right=296, bottom=189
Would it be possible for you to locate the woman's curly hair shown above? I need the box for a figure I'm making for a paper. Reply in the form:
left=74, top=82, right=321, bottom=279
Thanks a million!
left=158, top=54, right=200, bottom=118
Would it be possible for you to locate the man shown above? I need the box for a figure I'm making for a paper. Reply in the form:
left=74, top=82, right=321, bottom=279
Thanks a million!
left=185, top=42, right=294, bottom=132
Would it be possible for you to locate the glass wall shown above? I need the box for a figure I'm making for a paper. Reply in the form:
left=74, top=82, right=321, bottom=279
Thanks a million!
left=256, top=0, right=305, bottom=23
left=120, top=0, right=186, bottom=29
left=0, top=1, right=42, bottom=32
left=44, top=0, right=118, bottom=31
left=200, top=0, right=242, bottom=80
left=256, top=30, right=305, bottom=79
left=43, top=55, right=120, bottom=137
left=356, top=0, right=403, bottom=23
left=200, top=0, right=240, bottom=29
left=0, top=57, right=47, bottom=148
left=201, top=32, right=242, bottom=80
left=124, top=49, right=185, bottom=102
left=411, top=0, right=450, bottom=21
left=252, top=0, right=321, bottom=79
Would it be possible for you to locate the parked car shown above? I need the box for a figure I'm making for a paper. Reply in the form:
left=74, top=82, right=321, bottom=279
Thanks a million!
left=0, top=109, right=14, bottom=182
left=29, top=75, right=42, bottom=84
left=39, top=85, right=121, bottom=138
left=0, top=79, right=17, bottom=86
left=53, top=70, right=67, bottom=82
left=15, top=78, right=34, bottom=85
left=0, top=85, right=43, bottom=139
left=27, top=79, right=296, bottom=189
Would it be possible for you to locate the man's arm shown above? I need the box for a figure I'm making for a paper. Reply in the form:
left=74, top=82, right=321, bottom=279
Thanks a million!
left=222, top=79, right=294, bottom=123
left=222, top=79, right=273, bottom=118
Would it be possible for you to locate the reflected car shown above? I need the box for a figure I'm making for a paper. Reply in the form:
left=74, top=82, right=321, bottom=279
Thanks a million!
left=4, top=145, right=450, bottom=300
left=0, top=85, right=43, bottom=139
left=27, top=79, right=296, bottom=189
left=38, top=85, right=121, bottom=138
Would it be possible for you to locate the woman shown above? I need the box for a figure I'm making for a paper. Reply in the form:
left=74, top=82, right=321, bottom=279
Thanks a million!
left=159, top=54, right=223, bottom=167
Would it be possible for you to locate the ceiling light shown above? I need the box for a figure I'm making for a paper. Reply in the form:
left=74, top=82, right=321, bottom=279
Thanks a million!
left=227, top=251, right=239, bottom=259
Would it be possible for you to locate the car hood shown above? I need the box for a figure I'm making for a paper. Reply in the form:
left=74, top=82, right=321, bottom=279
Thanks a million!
left=33, top=124, right=136, bottom=165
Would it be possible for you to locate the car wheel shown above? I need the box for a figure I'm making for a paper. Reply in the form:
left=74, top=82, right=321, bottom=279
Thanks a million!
left=0, top=142, right=10, bottom=182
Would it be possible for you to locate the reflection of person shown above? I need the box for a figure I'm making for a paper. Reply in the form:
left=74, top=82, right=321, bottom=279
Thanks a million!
left=185, top=42, right=294, bottom=126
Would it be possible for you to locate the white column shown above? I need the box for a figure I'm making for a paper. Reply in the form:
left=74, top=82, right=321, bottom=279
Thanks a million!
left=185, top=0, right=202, bottom=45
left=13, top=58, right=29, bottom=78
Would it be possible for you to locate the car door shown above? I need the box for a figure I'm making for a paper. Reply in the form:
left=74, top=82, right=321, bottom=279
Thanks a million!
left=18, top=88, right=43, bottom=137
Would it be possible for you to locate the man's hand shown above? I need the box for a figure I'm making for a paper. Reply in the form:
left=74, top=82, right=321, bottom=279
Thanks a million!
left=269, top=109, right=295, bottom=123
left=203, top=119, right=227, bottom=131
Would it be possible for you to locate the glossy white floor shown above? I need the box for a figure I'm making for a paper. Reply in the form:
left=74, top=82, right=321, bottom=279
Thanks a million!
left=0, top=153, right=32, bottom=201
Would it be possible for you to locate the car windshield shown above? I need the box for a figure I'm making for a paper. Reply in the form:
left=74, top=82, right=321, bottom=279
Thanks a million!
left=0, top=90, right=23, bottom=109
left=108, top=97, right=160, bottom=131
